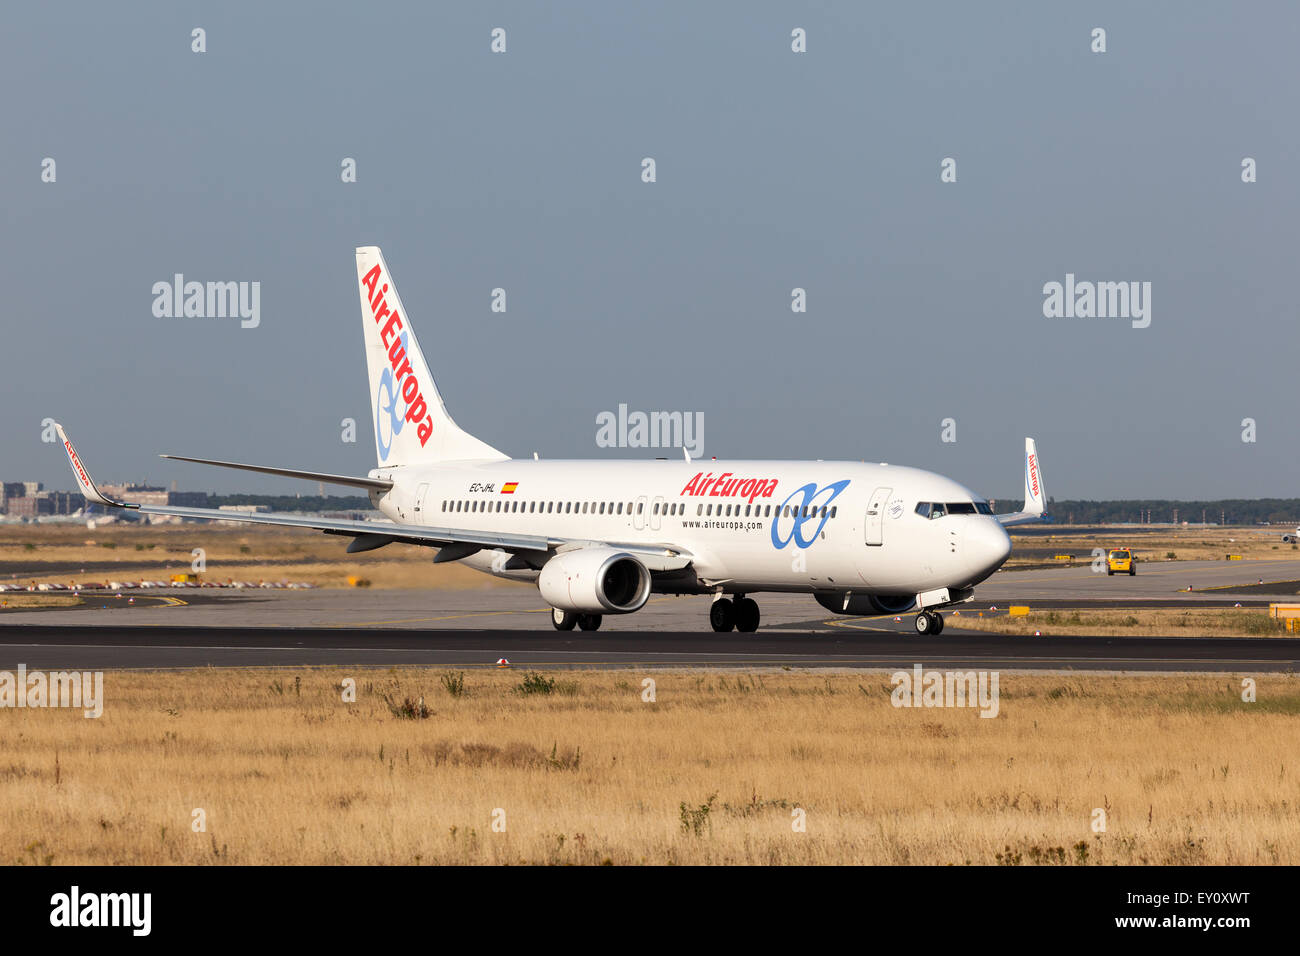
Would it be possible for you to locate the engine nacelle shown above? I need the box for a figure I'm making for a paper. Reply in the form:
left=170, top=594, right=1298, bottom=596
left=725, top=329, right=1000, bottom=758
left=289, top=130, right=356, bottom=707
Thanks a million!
left=815, top=592, right=917, bottom=616
left=537, top=548, right=652, bottom=614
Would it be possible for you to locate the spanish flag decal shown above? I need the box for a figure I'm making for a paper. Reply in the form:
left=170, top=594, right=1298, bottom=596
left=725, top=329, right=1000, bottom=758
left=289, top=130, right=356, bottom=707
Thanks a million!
left=501, top=482, right=518, bottom=494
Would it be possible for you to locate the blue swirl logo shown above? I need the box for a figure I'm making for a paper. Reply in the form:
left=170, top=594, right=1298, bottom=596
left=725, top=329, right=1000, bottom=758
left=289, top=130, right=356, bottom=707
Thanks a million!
left=374, top=332, right=409, bottom=462
left=770, top=479, right=851, bottom=549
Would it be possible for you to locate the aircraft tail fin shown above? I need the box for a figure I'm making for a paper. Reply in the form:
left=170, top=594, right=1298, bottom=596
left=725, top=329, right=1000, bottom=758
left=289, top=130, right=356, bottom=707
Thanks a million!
left=355, top=246, right=508, bottom=467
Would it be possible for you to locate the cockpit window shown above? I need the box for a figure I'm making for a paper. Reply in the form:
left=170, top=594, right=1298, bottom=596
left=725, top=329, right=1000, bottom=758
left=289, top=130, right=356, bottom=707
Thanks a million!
left=916, top=501, right=988, bottom=518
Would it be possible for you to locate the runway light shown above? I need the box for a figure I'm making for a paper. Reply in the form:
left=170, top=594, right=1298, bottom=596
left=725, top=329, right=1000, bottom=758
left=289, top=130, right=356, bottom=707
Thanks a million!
left=1234, top=603, right=1242, bottom=608
left=1033, top=630, right=1042, bottom=637
left=989, top=605, right=998, bottom=611
left=893, top=616, right=901, bottom=622
left=496, top=658, right=510, bottom=668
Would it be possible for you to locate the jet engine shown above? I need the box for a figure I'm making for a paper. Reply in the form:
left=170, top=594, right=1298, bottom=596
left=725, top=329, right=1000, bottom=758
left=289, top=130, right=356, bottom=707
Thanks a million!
left=537, top=548, right=652, bottom=614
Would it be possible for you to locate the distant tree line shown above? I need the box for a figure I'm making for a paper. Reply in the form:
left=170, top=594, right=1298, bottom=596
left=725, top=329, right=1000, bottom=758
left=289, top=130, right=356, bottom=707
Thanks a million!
left=987, top=497, right=1300, bottom=526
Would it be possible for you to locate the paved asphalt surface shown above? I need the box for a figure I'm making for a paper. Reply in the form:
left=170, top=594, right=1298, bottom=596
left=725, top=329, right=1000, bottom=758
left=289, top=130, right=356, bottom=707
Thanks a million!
left=3, top=558, right=1300, bottom=671
left=0, top=622, right=1297, bottom=671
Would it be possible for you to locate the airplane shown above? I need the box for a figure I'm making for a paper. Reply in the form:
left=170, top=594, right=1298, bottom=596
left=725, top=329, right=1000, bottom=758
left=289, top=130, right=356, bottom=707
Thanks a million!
left=56, top=246, right=1048, bottom=635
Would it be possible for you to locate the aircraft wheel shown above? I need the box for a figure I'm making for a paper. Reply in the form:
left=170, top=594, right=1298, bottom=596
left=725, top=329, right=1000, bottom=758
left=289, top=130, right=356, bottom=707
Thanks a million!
left=930, top=611, right=944, bottom=634
left=577, top=613, right=603, bottom=631
left=734, top=597, right=760, bottom=633
left=914, top=612, right=932, bottom=635
left=551, top=607, right=577, bottom=631
left=710, top=598, right=735, bottom=632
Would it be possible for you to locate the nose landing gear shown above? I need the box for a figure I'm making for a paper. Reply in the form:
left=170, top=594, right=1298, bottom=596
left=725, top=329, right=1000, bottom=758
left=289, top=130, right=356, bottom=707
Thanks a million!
left=914, top=610, right=944, bottom=635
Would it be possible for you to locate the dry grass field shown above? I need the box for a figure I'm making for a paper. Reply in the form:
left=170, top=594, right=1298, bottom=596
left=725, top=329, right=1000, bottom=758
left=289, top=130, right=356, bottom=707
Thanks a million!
left=953, top=608, right=1293, bottom=638
left=3, top=668, right=1297, bottom=865
left=0, top=523, right=517, bottom=590
left=1004, top=527, right=1299, bottom=568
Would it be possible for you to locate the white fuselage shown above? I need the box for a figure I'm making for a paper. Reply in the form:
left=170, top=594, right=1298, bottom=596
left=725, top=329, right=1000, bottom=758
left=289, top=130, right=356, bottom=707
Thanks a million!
left=367, top=459, right=1013, bottom=598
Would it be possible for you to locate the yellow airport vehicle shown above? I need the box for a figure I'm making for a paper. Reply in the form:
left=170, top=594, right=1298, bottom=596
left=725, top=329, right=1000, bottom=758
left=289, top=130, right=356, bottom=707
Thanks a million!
left=1106, top=549, right=1134, bottom=576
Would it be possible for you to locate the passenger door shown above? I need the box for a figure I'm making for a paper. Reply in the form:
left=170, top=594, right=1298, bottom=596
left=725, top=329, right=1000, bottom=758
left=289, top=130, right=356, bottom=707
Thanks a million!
left=414, top=482, right=429, bottom=523
left=864, top=486, right=891, bottom=546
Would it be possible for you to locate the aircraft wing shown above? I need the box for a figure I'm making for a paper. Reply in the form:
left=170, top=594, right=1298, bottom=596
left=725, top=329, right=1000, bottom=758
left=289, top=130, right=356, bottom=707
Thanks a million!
left=995, top=437, right=1050, bottom=527
left=56, top=424, right=691, bottom=569
left=158, top=454, right=393, bottom=492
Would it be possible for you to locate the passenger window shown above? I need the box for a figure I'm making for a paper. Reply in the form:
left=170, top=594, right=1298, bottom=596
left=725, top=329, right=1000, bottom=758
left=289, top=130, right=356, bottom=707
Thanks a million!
left=697, top=504, right=703, bottom=516
left=831, top=506, right=837, bottom=518
left=617, top=502, right=623, bottom=514
left=652, top=503, right=659, bottom=515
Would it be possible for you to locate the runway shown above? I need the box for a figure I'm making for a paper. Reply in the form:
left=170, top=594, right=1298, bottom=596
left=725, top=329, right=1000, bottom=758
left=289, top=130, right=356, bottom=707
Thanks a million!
left=2, top=558, right=1299, bottom=671
left=0, top=623, right=1296, bottom=671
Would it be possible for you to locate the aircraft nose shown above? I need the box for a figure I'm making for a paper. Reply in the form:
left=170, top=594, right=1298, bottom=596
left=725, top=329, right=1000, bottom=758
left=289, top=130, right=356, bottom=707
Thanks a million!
left=966, top=517, right=1012, bottom=579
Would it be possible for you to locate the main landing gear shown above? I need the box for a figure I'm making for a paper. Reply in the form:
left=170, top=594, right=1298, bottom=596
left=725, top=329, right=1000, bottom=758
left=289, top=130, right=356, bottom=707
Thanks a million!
left=710, top=595, right=761, bottom=633
left=551, top=608, right=602, bottom=631
left=914, top=610, right=944, bottom=635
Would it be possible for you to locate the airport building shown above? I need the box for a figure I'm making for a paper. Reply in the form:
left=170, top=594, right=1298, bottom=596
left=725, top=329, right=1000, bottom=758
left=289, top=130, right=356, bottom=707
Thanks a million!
left=0, top=480, right=208, bottom=516
left=95, top=484, right=210, bottom=508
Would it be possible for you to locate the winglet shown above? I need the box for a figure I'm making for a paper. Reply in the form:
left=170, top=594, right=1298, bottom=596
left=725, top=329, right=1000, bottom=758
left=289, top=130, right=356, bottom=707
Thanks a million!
left=1023, top=437, right=1045, bottom=517
left=54, top=423, right=123, bottom=508
left=995, top=437, right=1049, bottom=527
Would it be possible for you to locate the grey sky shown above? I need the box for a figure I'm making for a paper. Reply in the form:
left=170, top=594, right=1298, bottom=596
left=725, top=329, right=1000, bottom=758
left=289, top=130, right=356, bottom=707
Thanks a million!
left=2, top=2, right=1297, bottom=499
